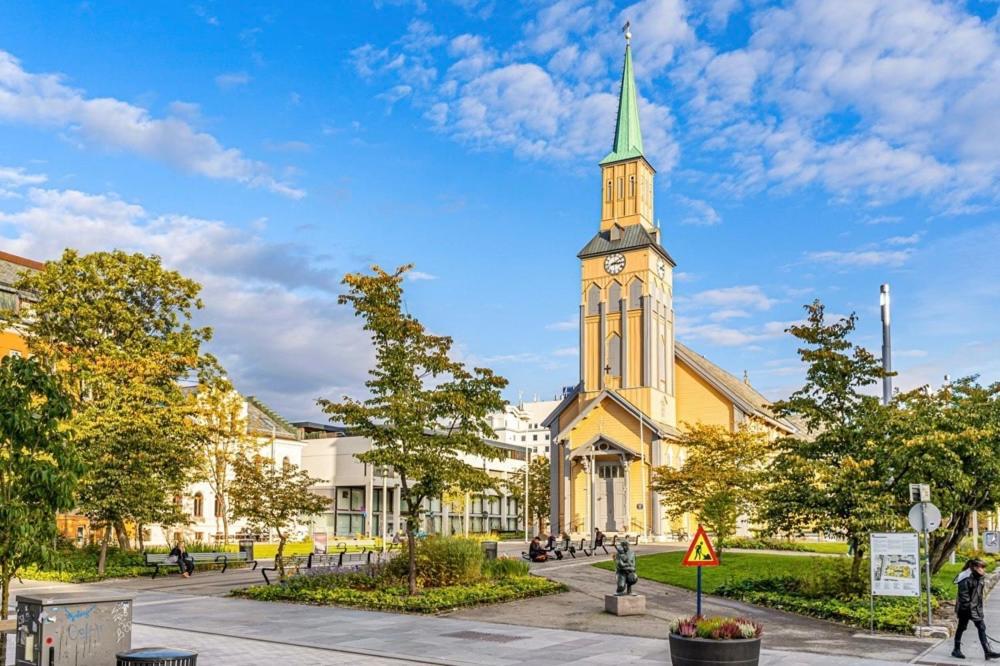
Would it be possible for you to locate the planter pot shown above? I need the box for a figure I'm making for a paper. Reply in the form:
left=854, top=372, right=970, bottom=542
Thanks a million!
left=669, top=634, right=761, bottom=666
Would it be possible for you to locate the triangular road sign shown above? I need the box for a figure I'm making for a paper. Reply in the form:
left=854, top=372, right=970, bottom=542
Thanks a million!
left=681, top=525, right=720, bottom=567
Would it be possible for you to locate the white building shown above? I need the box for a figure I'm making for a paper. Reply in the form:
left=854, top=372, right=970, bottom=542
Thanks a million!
left=147, top=394, right=306, bottom=547
left=301, top=434, right=532, bottom=538
left=489, top=398, right=564, bottom=456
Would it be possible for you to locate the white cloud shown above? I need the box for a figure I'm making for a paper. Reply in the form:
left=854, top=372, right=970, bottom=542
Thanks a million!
left=0, top=50, right=303, bottom=198
left=0, top=165, right=46, bottom=195
left=0, top=187, right=367, bottom=419
left=678, top=195, right=721, bottom=226
left=214, top=72, right=251, bottom=89
left=708, top=308, right=750, bottom=321
left=885, top=233, right=921, bottom=246
left=552, top=347, right=578, bottom=357
left=545, top=316, right=577, bottom=331
left=686, top=285, right=777, bottom=311
left=806, top=249, right=912, bottom=268
left=407, top=270, right=437, bottom=281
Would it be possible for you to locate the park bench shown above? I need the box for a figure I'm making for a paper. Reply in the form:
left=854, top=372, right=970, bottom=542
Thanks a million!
left=144, top=550, right=257, bottom=579
left=261, top=549, right=375, bottom=584
left=672, top=529, right=689, bottom=542
left=549, top=537, right=575, bottom=559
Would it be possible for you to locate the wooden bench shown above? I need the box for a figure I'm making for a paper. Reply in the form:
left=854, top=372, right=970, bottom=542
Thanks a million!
left=144, top=551, right=257, bottom=579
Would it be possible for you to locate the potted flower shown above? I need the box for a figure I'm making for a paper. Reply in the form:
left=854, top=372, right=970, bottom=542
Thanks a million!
left=668, top=615, right=763, bottom=666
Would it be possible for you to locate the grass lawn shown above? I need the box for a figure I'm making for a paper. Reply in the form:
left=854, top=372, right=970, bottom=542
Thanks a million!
left=794, top=542, right=849, bottom=555
left=596, top=550, right=972, bottom=632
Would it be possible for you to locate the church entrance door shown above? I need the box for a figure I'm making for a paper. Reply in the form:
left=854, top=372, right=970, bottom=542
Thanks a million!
left=596, top=461, right=626, bottom=532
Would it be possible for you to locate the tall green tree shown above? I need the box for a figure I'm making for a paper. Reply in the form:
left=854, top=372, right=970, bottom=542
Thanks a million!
left=651, top=424, right=772, bottom=549
left=0, top=356, right=81, bottom=666
left=760, top=301, right=897, bottom=579
left=894, top=378, right=1000, bottom=572
left=505, top=456, right=550, bottom=536
left=228, top=455, right=329, bottom=582
left=4, top=249, right=212, bottom=570
left=320, top=265, right=508, bottom=595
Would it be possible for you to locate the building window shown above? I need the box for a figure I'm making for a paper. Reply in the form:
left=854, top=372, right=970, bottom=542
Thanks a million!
left=195, top=532, right=204, bottom=542
left=606, top=180, right=612, bottom=202
left=0, top=291, right=17, bottom=312
left=598, top=463, right=623, bottom=479
left=215, top=495, right=225, bottom=518
left=587, top=283, right=601, bottom=316
left=193, top=492, right=204, bottom=518
left=629, top=175, right=635, bottom=197
left=521, top=435, right=526, bottom=442
left=608, top=281, right=622, bottom=308
left=533, top=435, right=538, bottom=441
left=607, top=333, right=621, bottom=379
left=628, top=278, right=643, bottom=310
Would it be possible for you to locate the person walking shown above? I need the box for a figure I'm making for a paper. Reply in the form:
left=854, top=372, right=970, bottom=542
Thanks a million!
left=953, top=558, right=1000, bottom=660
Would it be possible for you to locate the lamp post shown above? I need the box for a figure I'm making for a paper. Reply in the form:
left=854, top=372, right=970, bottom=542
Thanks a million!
left=880, top=284, right=892, bottom=405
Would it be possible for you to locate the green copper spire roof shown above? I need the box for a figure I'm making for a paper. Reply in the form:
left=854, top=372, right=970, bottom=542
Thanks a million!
left=600, top=42, right=644, bottom=166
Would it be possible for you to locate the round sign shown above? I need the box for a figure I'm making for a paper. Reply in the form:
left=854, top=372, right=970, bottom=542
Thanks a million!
left=908, top=502, right=942, bottom=532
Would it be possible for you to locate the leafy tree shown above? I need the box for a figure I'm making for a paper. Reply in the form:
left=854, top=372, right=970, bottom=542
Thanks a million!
left=651, top=424, right=771, bottom=550
left=894, top=378, right=1000, bottom=572
left=192, top=374, right=256, bottom=544
left=4, top=249, right=212, bottom=570
left=760, top=300, right=897, bottom=579
left=505, top=456, right=550, bottom=536
left=228, top=455, right=329, bottom=581
left=320, top=265, right=508, bottom=595
left=0, top=356, right=81, bottom=666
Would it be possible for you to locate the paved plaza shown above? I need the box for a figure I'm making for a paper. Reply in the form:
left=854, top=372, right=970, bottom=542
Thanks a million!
left=4, top=543, right=977, bottom=666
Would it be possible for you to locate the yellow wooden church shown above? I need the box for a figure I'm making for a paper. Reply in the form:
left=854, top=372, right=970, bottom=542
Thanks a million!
left=544, top=34, right=796, bottom=541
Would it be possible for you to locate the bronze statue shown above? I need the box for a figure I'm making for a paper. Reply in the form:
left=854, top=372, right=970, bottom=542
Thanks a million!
left=614, top=540, right=638, bottom=595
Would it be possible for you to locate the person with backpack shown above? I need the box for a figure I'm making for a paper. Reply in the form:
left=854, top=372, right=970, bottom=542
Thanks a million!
left=954, top=558, right=1000, bottom=660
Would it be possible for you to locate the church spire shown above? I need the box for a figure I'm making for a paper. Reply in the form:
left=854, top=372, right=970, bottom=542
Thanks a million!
left=600, top=23, right=644, bottom=166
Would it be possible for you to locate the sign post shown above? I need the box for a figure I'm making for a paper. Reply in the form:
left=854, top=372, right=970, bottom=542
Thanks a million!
left=870, top=532, right=921, bottom=633
left=908, top=498, right=941, bottom=628
left=681, top=525, right=720, bottom=616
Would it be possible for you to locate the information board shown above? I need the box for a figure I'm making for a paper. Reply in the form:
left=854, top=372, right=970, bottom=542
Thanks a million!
left=870, top=532, right=920, bottom=597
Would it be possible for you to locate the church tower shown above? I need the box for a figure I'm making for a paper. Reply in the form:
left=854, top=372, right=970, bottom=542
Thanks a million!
left=546, top=28, right=679, bottom=540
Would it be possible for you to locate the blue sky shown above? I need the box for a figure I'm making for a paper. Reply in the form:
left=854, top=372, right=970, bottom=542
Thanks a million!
left=0, top=0, right=998, bottom=420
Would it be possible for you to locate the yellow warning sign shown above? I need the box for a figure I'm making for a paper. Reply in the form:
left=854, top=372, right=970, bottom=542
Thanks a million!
left=681, top=525, right=720, bottom=567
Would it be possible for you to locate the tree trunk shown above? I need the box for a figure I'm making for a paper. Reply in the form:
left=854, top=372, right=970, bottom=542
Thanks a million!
left=276, top=531, right=286, bottom=582
left=931, top=512, right=970, bottom=574
left=407, top=517, right=417, bottom=596
left=223, top=509, right=229, bottom=546
left=97, top=524, right=112, bottom=574
left=114, top=519, right=130, bottom=550
left=850, top=549, right=864, bottom=581
left=1, top=569, right=10, bottom=666
left=137, top=523, right=145, bottom=552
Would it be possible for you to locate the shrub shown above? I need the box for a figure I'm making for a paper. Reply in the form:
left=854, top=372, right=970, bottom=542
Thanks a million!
left=719, top=537, right=810, bottom=552
left=669, top=615, right=763, bottom=640
left=384, top=537, right=484, bottom=587
left=483, top=557, right=530, bottom=580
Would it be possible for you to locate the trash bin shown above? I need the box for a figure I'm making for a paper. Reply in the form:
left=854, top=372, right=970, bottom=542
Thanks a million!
left=482, top=540, right=498, bottom=561
left=238, top=538, right=254, bottom=561
left=117, top=647, right=198, bottom=665
left=15, top=592, right=133, bottom=666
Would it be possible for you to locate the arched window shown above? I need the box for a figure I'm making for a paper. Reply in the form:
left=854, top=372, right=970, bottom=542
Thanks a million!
left=628, top=278, right=643, bottom=309
left=607, top=334, right=621, bottom=379
left=629, top=175, right=635, bottom=197
left=606, top=180, right=612, bottom=202
left=608, top=281, right=622, bottom=308
left=214, top=495, right=225, bottom=518
left=193, top=492, right=204, bottom=519
left=586, top=283, right=601, bottom=316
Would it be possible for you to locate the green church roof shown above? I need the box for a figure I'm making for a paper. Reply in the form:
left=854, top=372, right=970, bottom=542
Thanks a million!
left=600, top=43, right=644, bottom=166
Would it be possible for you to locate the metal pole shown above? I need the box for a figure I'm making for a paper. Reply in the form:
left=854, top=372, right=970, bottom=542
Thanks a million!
left=880, top=284, right=892, bottom=405
left=381, top=470, right=387, bottom=554
left=696, top=566, right=703, bottom=617
left=524, top=446, right=530, bottom=543
left=921, top=503, right=932, bottom=626
left=870, top=589, right=875, bottom=635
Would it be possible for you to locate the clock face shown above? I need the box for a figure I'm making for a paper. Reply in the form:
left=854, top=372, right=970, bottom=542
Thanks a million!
left=604, top=253, right=626, bottom=275
left=657, top=259, right=666, bottom=278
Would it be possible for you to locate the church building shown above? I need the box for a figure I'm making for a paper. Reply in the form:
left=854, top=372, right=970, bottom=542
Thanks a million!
left=544, top=32, right=796, bottom=541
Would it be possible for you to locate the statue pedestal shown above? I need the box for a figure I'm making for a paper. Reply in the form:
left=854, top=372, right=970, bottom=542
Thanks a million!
left=604, top=594, right=646, bottom=616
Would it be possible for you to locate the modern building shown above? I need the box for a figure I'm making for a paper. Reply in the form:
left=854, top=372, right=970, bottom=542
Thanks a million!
left=489, top=399, right=563, bottom=456
left=301, top=435, right=530, bottom=539
left=545, top=34, right=796, bottom=541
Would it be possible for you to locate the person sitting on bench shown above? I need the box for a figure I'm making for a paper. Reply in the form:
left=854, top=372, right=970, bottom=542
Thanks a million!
left=528, top=536, right=548, bottom=562
left=169, top=541, right=195, bottom=578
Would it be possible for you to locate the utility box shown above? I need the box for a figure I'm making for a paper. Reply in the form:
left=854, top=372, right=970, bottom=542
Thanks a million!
left=482, top=541, right=498, bottom=561
left=15, top=592, right=133, bottom=666
left=238, top=538, right=255, bottom=561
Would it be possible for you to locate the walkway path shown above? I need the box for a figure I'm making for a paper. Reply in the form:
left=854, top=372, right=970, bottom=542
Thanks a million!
left=456, top=552, right=935, bottom=662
